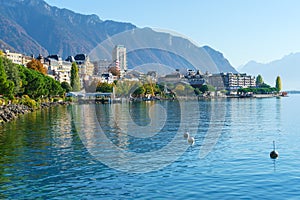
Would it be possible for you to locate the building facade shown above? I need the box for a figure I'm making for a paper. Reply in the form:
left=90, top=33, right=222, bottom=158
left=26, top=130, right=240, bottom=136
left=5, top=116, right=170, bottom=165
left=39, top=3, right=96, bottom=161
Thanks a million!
left=112, top=45, right=127, bottom=76
left=43, top=55, right=72, bottom=84
left=74, top=54, right=94, bottom=77
left=3, top=50, right=32, bottom=65
left=206, top=73, right=256, bottom=91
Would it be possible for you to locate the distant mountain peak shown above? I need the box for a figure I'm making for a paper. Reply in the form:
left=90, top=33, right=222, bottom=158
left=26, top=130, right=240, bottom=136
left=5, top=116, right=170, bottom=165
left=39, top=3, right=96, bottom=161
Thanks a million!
left=240, top=52, right=300, bottom=90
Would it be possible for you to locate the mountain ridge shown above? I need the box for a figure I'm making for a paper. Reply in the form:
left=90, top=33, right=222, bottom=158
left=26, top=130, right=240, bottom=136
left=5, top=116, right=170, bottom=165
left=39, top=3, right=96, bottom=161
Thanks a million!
left=240, top=52, right=300, bottom=90
left=0, top=0, right=237, bottom=74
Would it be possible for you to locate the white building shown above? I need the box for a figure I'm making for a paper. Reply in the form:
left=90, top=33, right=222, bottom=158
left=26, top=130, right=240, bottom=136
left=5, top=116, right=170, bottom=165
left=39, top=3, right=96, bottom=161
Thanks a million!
left=112, top=45, right=127, bottom=76
left=3, top=50, right=32, bottom=65
left=74, top=54, right=94, bottom=77
left=43, top=55, right=72, bottom=84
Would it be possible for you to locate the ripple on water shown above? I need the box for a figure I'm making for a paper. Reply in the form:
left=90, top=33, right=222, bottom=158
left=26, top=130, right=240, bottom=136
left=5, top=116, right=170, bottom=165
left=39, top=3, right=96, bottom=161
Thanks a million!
left=1, top=97, right=300, bottom=199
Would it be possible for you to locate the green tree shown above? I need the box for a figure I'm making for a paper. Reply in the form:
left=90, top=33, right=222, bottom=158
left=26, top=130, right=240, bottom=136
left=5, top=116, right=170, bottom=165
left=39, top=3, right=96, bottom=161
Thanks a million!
left=0, top=57, right=14, bottom=98
left=18, top=65, right=64, bottom=99
left=96, top=82, right=113, bottom=93
left=276, top=76, right=282, bottom=92
left=70, top=62, right=80, bottom=91
left=132, top=85, right=146, bottom=97
left=27, top=59, right=47, bottom=75
left=256, top=74, right=264, bottom=87
left=199, top=84, right=215, bottom=93
left=21, top=66, right=46, bottom=99
left=194, top=88, right=202, bottom=96
left=3, top=57, right=23, bottom=96
left=61, top=81, right=72, bottom=93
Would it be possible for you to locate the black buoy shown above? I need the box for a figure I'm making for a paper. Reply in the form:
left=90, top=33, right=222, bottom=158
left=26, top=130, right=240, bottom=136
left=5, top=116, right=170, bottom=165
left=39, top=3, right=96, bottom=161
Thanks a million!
left=270, top=141, right=279, bottom=159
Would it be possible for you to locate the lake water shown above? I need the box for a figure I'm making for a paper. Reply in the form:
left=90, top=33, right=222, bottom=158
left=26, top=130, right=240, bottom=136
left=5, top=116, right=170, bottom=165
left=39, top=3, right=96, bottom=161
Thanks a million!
left=1, top=95, right=300, bottom=199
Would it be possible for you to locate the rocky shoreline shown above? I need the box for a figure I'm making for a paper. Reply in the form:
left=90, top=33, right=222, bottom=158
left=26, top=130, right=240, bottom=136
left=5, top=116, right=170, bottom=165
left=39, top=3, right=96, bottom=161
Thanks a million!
left=0, top=102, right=71, bottom=124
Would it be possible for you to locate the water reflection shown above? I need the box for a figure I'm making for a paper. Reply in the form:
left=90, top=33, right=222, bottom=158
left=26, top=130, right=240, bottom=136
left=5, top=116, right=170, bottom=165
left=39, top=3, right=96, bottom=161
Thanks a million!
left=73, top=101, right=200, bottom=173
left=0, top=106, right=75, bottom=198
left=1, top=96, right=300, bottom=199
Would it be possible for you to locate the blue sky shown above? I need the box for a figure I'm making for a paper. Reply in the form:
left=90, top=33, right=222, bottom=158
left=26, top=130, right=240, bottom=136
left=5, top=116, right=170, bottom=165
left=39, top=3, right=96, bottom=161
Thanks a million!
left=45, top=0, right=300, bottom=68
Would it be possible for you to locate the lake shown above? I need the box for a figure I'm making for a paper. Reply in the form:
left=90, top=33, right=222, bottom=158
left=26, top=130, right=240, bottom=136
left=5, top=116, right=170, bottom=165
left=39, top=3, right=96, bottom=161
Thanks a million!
left=1, top=95, right=300, bottom=199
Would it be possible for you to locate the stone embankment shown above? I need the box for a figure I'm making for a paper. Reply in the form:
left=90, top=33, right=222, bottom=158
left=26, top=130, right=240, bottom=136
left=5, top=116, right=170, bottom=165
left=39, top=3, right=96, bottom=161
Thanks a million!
left=0, top=102, right=71, bottom=124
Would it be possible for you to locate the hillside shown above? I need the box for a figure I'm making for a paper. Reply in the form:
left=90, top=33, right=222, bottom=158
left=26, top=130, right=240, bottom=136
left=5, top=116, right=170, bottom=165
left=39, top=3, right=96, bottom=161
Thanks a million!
left=0, top=0, right=237, bottom=74
left=240, top=53, right=300, bottom=90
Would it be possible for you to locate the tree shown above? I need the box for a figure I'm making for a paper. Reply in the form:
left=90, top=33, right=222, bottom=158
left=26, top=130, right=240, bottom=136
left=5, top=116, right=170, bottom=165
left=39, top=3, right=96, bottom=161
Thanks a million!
left=276, top=76, right=282, bottom=92
left=0, top=57, right=14, bottom=97
left=96, top=82, right=113, bottom=93
left=256, top=74, right=264, bottom=87
left=132, top=85, right=145, bottom=97
left=70, top=62, right=81, bottom=91
left=61, top=81, right=72, bottom=93
left=3, top=57, right=23, bottom=96
left=27, top=59, right=47, bottom=75
left=199, top=84, right=215, bottom=93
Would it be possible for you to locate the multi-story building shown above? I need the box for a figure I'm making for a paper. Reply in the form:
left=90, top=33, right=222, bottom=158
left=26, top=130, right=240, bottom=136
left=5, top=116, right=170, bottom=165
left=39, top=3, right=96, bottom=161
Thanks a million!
left=223, top=73, right=256, bottom=90
left=74, top=54, right=94, bottom=77
left=112, top=45, right=127, bottom=76
left=206, top=73, right=256, bottom=91
left=93, top=59, right=112, bottom=75
left=185, top=69, right=205, bottom=88
left=3, top=50, right=32, bottom=65
left=42, top=54, right=72, bottom=84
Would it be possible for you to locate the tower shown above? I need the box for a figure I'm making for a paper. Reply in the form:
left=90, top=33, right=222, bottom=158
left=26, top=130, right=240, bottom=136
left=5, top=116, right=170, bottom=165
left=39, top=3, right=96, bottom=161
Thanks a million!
left=112, top=45, right=127, bottom=76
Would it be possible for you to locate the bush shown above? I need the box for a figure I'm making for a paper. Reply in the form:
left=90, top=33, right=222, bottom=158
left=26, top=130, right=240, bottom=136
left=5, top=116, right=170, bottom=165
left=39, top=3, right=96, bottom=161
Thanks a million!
left=12, top=98, right=19, bottom=104
left=65, top=97, right=75, bottom=102
left=21, top=95, right=38, bottom=109
left=0, top=98, right=4, bottom=106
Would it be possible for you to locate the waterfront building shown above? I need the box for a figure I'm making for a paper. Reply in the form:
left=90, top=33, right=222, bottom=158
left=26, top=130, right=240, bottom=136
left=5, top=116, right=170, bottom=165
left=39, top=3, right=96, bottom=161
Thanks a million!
left=205, top=72, right=256, bottom=91
left=158, top=72, right=184, bottom=83
left=185, top=69, right=205, bottom=88
left=74, top=54, right=94, bottom=77
left=112, top=45, right=127, bottom=77
left=222, top=73, right=256, bottom=90
left=74, top=54, right=95, bottom=87
left=43, top=54, right=72, bottom=84
left=3, top=50, right=32, bottom=65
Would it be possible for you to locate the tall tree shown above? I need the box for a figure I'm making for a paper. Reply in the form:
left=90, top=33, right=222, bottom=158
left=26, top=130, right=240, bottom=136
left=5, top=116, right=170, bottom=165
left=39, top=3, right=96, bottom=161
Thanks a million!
left=0, top=57, right=14, bottom=97
left=256, top=74, right=264, bottom=87
left=276, top=76, right=282, bottom=92
left=3, top=57, right=23, bottom=96
left=27, top=59, right=47, bottom=75
left=70, top=62, right=81, bottom=91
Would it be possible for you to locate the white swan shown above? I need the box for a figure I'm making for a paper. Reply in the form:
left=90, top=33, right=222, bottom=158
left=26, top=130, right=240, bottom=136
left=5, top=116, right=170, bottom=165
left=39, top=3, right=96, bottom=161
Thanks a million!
left=187, top=135, right=195, bottom=145
left=183, top=131, right=189, bottom=139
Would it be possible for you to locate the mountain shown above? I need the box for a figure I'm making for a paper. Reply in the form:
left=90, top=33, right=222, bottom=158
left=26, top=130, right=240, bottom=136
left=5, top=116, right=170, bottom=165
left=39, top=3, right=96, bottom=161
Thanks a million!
left=0, top=0, right=136, bottom=57
left=240, top=53, right=300, bottom=90
left=0, top=0, right=237, bottom=74
left=202, top=46, right=237, bottom=73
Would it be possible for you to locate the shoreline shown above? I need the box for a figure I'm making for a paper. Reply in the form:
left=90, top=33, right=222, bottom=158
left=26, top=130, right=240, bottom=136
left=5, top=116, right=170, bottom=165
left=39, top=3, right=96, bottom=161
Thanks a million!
left=0, top=101, right=71, bottom=124
left=0, top=93, right=286, bottom=124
